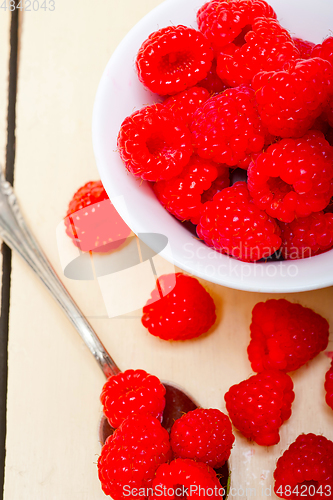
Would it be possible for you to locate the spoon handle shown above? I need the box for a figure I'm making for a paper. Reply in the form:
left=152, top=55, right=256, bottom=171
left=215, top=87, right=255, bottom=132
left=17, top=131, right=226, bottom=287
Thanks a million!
left=0, top=171, right=120, bottom=379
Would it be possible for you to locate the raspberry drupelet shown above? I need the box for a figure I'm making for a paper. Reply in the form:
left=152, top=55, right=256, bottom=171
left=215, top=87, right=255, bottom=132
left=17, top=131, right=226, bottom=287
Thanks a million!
left=98, top=414, right=171, bottom=500
left=325, top=360, right=333, bottom=411
left=312, top=36, right=333, bottom=66
left=197, top=0, right=276, bottom=52
left=136, top=25, right=213, bottom=96
left=65, top=180, right=131, bottom=253
left=141, top=273, right=216, bottom=341
left=201, top=169, right=231, bottom=203
left=150, top=459, right=223, bottom=500
left=247, top=131, right=333, bottom=223
left=170, top=408, right=235, bottom=468
left=190, top=86, right=268, bottom=166
left=274, top=434, right=333, bottom=500
left=280, top=212, right=333, bottom=259
left=100, top=369, right=166, bottom=428
left=217, top=18, right=300, bottom=87
left=248, top=299, right=330, bottom=373
left=196, top=182, right=282, bottom=262
left=117, top=104, right=192, bottom=182
left=197, top=59, right=228, bottom=95
left=225, top=370, right=295, bottom=446
left=252, top=58, right=333, bottom=138
left=153, top=156, right=229, bottom=224
left=292, top=37, right=315, bottom=59
left=163, top=87, right=210, bottom=127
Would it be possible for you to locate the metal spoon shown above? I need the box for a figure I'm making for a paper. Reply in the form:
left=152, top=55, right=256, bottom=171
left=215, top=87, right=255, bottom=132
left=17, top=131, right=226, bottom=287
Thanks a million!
left=0, top=172, right=229, bottom=492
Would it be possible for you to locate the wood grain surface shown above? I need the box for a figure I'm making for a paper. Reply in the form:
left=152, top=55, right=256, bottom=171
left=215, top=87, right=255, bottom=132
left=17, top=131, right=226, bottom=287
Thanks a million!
left=3, top=1, right=333, bottom=499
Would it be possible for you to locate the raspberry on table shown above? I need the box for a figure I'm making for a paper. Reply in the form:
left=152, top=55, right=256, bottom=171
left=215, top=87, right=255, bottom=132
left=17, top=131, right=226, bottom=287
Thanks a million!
left=247, top=131, right=333, bottom=223
left=98, top=414, right=171, bottom=499
left=100, top=369, right=166, bottom=428
left=196, top=181, right=282, bottom=262
left=190, top=86, right=268, bottom=166
left=65, top=180, right=131, bottom=253
left=153, top=156, right=226, bottom=224
left=248, top=299, right=330, bottom=373
left=170, top=408, right=235, bottom=468
left=136, top=25, right=213, bottom=96
left=252, top=58, right=333, bottom=138
left=197, top=59, right=228, bottom=95
left=117, top=104, right=192, bottom=182
left=292, top=37, right=315, bottom=59
left=197, top=0, right=276, bottom=52
left=150, top=459, right=223, bottom=500
left=141, top=273, right=216, bottom=341
left=225, top=370, right=295, bottom=446
left=163, top=87, right=210, bottom=127
left=280, top=212, right=333, bottom=259
left=217, top=18, right=299, bottom=87
left=325, top=360, right=333, bottom=411
left=274, top=433, right=333, bottom=500
left=312, top=36, right=333, bottom=66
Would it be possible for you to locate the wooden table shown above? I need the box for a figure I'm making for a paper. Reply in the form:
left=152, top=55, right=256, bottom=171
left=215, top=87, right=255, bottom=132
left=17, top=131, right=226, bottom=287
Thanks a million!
left=0, top=2, right=332, bottom=499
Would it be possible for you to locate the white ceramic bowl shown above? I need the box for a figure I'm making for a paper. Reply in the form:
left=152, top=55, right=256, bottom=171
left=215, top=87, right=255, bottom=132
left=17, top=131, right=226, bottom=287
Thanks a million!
left=92, top=0, right=333, bottom=293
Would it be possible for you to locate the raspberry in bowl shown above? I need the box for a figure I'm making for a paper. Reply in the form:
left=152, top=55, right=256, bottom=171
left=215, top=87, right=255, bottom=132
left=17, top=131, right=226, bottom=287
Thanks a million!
left=92, top=0, right=333, bottom=292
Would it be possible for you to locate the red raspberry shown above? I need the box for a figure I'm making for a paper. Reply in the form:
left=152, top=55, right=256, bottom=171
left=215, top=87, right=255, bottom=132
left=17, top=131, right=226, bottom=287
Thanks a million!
left=225, top=370, right=295, bottom=446
left=247, top=132, right=333, bottom=223
left=312, top=36, right=333, bottom=66
left=274, top=434, right=333, bottom=500
left=100, top=369, right=166, bottom=428
left=280, top=212, right=333, bottom=259
left=292, top=37, right=315, bottom=59
left=197, top=59, right=228, bottom=95
left=117, top=104, right=192, bottom=181
left=136, top=26, right=213, bottom=96
left=196, top=182, right=282, bottom=262
left=65, top=180, right=131, bottom=253
left=248, top=299, right=330, bottom=373
left=150, top=459, right=223, bottom=500
left=324, top=96, right=333, bottom=128
left=325, top=360, right=333, bottom=411
left=197, top=0, right=276, bottom=52
left=217, top=18, right=299, bottom=87
left=141, top=273, right=216, bottom=341
left=201, top=169, right=230, bottom=204
left=252, top=58, right=333, bottom=138
left=163, top=87, right=210, bottom=126
left=98, top=414, right=171, bottom=499
left=153, top=156, right=227, bottom=224
left=170, top=408, right=235, bottom=468
left=190, top=86, right=268, bottom=166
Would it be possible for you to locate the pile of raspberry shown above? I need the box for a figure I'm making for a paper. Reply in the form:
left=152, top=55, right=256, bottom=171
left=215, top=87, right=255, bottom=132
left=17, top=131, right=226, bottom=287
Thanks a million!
left=116, top=0, right=333, bottom=262
left=98, top=369, right=235, bottom=500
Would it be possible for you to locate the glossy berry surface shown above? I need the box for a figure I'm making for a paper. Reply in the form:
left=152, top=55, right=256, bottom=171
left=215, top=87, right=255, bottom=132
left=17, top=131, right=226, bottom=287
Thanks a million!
left=65, top=180, right=131, bottom=253
left=248, top=299, right=329, bottom=373
left=142, top=273, right=216, bottom=341
left=325, top=360, right=333, bottom=411
left=98, top=414, right=171, bottom=499
left=150, top=459, right=223, bottom=500
left=197, top=0, right=276, bottom=52
left=312, top=36, right=333, bottom=65
left=100, top=369, right=166, bottom=428
left=163, top=87, right=210, bottom=126
left=217, top=18, right=299, bottom=87
left=170, top=408, right=235, bottom=468
left=191, top=86, right=268, bottom=166
left=197, top=182, right=282, bottom=262
left=274, top=433, right=333, bottom=500
left=252, top=58, right=333, bottom=138
left=247, top=132, right=333, bottom=223
left=280, top=212, right=333, bottom=259
left=136, top=25, right=213, bottom=95
left=117, top=104, right=192, bottom=182
left=292, top=37, right=315, bottom=59
left=225, top=370, right=295, bottom=446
